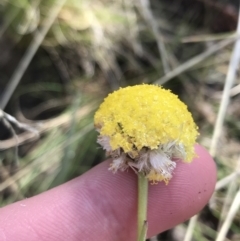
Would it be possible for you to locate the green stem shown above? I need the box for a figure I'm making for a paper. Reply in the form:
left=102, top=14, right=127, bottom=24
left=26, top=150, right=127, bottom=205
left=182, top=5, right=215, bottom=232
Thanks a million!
left=137, top=173, right=148, bottom=241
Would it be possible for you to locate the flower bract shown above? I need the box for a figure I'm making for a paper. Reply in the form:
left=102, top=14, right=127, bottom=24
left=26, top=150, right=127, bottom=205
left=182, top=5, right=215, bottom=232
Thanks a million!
left=94, top=84, right=198, bottom=184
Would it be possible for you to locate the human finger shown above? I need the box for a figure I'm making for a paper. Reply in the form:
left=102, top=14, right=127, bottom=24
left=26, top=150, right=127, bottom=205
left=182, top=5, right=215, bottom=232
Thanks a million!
left=0, top=144, right=216, bottom=241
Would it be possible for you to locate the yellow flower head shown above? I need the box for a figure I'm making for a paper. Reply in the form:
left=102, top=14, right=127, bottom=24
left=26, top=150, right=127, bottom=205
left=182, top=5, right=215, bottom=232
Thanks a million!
left=94, top=84, right=198, bottom=183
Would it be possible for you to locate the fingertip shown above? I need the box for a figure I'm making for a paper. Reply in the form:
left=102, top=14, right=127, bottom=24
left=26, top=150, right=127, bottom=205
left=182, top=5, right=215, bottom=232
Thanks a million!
left=147, top=144, right=216, bottom=236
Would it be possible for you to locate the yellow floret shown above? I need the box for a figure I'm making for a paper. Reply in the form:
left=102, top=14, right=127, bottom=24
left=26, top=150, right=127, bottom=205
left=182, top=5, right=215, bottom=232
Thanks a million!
left=94, top=84, right=198, bottom=162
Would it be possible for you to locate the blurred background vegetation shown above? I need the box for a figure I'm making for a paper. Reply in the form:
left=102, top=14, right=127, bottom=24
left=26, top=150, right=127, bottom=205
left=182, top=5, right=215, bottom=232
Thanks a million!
left=0, top=0, right=240, bottom=240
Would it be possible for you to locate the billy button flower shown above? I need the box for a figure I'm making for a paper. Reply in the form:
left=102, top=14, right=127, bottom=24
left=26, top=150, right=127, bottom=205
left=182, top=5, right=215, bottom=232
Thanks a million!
left=94, top=84, right=199, bottom=241
left=94, top=84, right=198, bottom=183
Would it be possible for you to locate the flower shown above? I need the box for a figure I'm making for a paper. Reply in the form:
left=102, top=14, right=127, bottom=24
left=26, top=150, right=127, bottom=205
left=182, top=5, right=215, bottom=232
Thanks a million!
left=94, top=84, right=198, bottom=184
